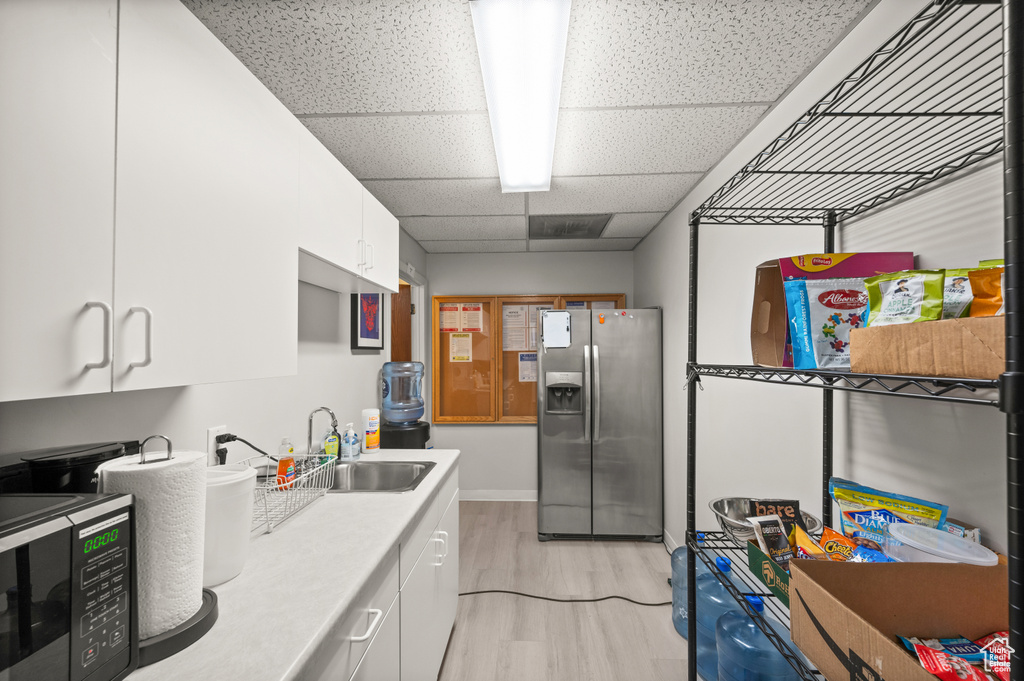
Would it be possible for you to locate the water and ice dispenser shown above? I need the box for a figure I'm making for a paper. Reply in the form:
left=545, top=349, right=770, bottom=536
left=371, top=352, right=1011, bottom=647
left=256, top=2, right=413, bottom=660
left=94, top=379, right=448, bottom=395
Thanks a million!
left=543, top=371, right=583, bottom=414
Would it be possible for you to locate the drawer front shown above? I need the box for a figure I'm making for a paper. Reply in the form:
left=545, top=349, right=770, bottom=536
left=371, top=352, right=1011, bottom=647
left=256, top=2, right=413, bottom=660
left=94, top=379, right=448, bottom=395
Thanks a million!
left=302, top=548, right=399, bottom=681
left=349, top=591, right=400, bottom=681
left=400, top=496, right=437, bottom=588
left=437, top=467, right=459, bottom=518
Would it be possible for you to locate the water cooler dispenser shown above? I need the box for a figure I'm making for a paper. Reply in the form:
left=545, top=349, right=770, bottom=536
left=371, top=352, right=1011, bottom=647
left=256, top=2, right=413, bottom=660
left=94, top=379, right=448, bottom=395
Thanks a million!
left=380, top=361, right=430, bottom=449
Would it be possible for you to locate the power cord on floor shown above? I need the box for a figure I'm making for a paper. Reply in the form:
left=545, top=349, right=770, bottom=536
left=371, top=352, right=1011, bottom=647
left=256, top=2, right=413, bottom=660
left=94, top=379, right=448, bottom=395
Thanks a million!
left=459, top=589, right=670, bottom=607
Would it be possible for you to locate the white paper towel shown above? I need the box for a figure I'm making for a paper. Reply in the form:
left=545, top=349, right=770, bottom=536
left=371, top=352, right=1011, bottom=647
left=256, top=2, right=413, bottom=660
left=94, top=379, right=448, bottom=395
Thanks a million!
left=97, top=450, right=207, bottom=640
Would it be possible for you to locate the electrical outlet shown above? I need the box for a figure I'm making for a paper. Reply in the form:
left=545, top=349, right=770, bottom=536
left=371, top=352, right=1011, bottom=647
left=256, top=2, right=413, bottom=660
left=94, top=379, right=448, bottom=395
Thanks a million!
left=207, top=425, right=227, bottom=465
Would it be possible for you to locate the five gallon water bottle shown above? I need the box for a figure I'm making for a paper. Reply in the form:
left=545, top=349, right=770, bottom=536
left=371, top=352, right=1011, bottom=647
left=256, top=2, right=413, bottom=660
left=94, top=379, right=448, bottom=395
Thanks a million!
left=671, top=546, right=709, bottom=639
left=716, top=596, right=807, bottom=681
left=381, top=362, right=425, bottom=424
left=695, top=557, right=743, bottom=681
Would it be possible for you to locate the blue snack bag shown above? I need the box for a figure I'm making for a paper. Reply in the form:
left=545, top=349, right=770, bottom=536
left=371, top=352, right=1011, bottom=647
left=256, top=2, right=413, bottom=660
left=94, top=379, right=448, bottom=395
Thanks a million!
left=784, top=278, right=869, bottom=370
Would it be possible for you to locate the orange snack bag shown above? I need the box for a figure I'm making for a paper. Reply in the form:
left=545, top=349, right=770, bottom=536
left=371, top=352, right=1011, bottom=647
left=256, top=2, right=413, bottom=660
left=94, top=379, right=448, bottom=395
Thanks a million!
left=820, top=527, right=857, bottom=562
left=968, top=267, right=1004, bottom=317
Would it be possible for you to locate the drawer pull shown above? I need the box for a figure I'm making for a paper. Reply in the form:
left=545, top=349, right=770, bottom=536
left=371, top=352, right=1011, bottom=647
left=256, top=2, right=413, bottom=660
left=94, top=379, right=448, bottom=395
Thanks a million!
left=437, top=530, right=449, bottom=558
left=431, top=534, right=445, bottom=566
left=350, top=608, right=383, bottom=643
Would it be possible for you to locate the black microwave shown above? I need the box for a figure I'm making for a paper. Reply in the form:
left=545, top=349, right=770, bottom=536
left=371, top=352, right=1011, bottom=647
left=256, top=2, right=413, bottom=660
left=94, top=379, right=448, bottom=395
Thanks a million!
left=1, top=494, right=137, bottom=681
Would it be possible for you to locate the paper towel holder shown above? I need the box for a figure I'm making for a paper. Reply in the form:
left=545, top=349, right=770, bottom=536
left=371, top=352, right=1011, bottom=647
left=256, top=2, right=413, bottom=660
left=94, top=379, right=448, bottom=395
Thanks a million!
left=138, top=588, right=219, bottom=667
left=139, top=435, right=173, bottom=465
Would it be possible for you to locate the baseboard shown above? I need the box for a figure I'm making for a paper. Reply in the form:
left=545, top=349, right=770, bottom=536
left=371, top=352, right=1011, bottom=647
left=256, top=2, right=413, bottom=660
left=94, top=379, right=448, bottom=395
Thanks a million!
left=460, top=489, right=538, bottom=501
left=663, top=528, right=681, bottom=553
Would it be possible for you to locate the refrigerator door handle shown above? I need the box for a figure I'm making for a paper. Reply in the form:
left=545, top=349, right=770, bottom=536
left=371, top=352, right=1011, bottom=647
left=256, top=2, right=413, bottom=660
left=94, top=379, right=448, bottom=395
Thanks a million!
left=583, top=344, right=591, bottom=442
left=593, top=344, right=601, bottom=442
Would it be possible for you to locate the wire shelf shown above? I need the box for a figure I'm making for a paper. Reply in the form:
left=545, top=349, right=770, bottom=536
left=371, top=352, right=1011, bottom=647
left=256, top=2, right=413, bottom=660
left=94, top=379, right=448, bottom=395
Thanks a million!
left=244, top=454, right=335, bottom=534
left=693, top=1, right=1003, bottom=226
left=687, top=531, right=823, bottom=681
left=690, top=363, right=1000, bottom=407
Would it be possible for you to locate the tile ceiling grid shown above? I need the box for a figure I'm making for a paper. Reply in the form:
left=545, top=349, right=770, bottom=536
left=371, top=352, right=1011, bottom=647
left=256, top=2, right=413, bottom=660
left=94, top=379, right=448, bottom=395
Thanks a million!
left=182, top=0, right=875, bottom=253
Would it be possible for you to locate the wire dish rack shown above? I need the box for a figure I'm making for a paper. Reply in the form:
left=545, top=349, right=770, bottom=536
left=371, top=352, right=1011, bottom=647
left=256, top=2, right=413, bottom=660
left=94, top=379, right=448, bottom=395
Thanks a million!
left=243, top=454, right=335, bottom=534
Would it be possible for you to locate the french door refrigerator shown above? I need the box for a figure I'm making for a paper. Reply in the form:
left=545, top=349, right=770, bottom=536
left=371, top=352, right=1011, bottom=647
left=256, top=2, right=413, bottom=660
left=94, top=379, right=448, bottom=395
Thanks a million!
left=537, top=308, right=662, bottom=541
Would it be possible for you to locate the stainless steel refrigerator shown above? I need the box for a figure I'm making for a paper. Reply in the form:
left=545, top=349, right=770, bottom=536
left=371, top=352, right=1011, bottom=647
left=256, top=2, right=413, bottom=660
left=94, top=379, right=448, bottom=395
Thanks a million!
left=537, top=308, right=662, bottom=541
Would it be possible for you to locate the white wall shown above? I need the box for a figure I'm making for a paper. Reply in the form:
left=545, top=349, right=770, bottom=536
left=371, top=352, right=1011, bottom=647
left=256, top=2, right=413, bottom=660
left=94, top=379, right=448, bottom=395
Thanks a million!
left=0, top=282, right=382, bottom=465
left=632, top=0, right=931, bottom=550
left=425, top=251, right=634, bottom=498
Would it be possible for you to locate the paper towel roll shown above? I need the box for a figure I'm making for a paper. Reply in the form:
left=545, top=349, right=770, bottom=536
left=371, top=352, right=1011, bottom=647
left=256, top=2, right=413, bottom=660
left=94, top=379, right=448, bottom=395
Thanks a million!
left=98, top=450, right=207, bottom=640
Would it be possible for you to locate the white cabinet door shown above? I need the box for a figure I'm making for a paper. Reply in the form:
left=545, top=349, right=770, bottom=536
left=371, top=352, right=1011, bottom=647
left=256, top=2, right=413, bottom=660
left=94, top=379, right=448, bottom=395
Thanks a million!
left=299, top=128, right=364, bottom=277
left=400, top=530, right=445, bottom=681
left=360, top=190, right=399, bottom=293
left=0, top=0, right=117, bottom=402
left=114, top=0, right=298, bottom=391
left=350, top=593, right=400, bottom=681
left=437, top=492, right=460, bottom=639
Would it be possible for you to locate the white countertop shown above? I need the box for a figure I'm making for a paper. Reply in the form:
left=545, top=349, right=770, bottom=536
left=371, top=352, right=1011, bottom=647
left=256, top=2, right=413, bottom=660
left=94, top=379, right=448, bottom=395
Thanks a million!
left=129, top=448, right=460, bottom=681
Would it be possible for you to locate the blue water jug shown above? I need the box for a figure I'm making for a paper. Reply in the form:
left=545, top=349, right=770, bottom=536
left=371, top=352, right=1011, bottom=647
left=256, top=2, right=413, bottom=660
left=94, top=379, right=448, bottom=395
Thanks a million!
left=695, top=557, right=741, bottom=681
left=716, top=596, right=807, bottom=681
left=671, top=545, right=710, bottom=639
left=381, top=362, right=424, bottom=424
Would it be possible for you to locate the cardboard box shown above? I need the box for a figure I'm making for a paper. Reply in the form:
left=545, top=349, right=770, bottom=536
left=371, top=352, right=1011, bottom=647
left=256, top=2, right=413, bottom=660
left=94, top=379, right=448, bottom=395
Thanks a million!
left=746, top=540, right=791, bottom=607
left=790, top=560, right=1008, bottom=681
left=850, top=316, right=1005, bottom=380
left=751, top=253, right=915, bottom=368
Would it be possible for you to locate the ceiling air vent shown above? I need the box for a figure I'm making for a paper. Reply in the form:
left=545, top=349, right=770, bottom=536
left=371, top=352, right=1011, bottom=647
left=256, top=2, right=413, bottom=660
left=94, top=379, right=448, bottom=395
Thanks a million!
left=529, top=214, right=612, bottom=239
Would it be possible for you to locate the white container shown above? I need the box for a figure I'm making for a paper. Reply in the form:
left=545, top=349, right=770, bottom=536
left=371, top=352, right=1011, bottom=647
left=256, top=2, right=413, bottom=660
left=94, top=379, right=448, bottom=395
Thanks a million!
left=362, top=408, right=380, bottom=453
left=884, top=522, right=998, bottom=566
left=204, top=464, right=257, bottom=587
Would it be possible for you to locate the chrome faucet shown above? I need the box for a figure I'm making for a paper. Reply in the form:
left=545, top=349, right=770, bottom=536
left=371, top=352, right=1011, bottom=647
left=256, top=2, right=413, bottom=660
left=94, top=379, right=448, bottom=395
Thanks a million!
left=307, top=406, right=339, bottom=457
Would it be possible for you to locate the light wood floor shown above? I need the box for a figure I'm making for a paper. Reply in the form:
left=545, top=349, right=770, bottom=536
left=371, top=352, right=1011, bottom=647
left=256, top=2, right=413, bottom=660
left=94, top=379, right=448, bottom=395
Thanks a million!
left=439, top=501, right=688, bottom=681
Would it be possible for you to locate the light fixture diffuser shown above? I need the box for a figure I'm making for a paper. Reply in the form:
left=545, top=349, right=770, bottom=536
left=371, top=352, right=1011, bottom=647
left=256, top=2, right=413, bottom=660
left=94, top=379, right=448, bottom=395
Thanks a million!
left=470, top=0, right=571, bottom=193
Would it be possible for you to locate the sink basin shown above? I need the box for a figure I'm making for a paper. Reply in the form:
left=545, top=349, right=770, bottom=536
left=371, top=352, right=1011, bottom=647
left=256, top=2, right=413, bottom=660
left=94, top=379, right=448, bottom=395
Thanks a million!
left=328, top=461, right=436, bottom=493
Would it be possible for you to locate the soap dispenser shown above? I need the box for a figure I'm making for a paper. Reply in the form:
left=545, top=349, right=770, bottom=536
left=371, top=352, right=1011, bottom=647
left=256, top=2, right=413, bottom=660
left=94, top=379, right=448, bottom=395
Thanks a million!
left=340, top=424, right=360, bottom=462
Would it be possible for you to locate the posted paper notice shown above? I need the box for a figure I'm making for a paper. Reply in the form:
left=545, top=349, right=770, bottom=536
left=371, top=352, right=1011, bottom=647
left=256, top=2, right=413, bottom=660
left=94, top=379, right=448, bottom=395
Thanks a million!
left=565, top=301, right=587, bottom=309
left=503, top=326, right=528, bottom=351
left=461, top=304, right=483, bottom=332
left=590, top=300, right=616, bottom=310
left=503, top=304, right=528, bottom=327
left=449, top=333, right=472, bottom=362
left=519, top=352, right=538, bottom=382
left=439, top=303, right=461, bottom=332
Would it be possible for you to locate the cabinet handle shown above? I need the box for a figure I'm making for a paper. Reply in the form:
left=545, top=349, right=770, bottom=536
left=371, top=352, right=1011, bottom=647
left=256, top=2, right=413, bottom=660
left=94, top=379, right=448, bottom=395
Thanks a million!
left=129, top=306, right=153, bottom=368
left=431, top=534, right=445, bottom=566
left=350, top=609, right=383, bottom=642
left=365, top=242, right=374, bottom=271
left=358, top=239, right=366, bottom=269
left=84, top=302, right=112, bottom=369
left=437, top=530, right=449, bottom=558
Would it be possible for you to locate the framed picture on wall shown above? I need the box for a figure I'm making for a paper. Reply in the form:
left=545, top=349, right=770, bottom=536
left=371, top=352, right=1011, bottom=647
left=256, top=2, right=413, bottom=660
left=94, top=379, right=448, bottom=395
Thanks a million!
left=352, top=293, right=384, bottom=350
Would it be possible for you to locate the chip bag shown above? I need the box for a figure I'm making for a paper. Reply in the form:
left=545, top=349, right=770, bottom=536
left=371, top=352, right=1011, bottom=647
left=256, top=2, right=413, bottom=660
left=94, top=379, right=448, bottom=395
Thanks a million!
left=794, top=525, right=829, bottom=560
left=830, top=477, right=948, bottom=547
left=784, top=277, right=869, bottom=369
left=942, top=268, right=975, bottom=319
left=865, top=270, right=944, bottom=326
left=969, top=266, right=1005, bottom=317
left=819, top=527, right=856, bottom=562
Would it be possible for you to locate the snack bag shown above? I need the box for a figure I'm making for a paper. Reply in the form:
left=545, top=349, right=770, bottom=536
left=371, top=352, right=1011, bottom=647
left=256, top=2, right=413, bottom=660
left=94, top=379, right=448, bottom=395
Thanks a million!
left=865, top=270, right=944, bottom=326
left=942, top=268, right=975, bottom=319
left=819, top=527, right=857, bottom=562
left=909, top=642, right=991, bottom=681
left=830, top=477, right=948, bottom=547
left=849, top=545, right=896, bottom=563
left=900, top=637, right=985, bottom=665
left=794, top=525, right=829, bottom=560
left=748, top=514, right=795, bottom=572
left=969, top=266, right=1005, bottom=317
left=784, top=278, right=869, bottom=369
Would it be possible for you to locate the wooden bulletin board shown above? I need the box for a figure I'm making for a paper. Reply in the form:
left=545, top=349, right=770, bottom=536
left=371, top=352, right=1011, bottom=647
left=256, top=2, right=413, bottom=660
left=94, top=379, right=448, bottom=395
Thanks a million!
left=432, top=294, right=626, bottom=424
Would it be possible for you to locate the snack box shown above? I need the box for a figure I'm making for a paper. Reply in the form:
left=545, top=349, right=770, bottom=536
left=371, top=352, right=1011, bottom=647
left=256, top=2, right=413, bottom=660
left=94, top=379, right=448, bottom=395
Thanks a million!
left=751, top=253, right=915, bottom=367
left=747, top=540, right=791, bottom=608
left=790, top=559, right=1007, bottom=681
left=850, top=316, right=1004, bottom=380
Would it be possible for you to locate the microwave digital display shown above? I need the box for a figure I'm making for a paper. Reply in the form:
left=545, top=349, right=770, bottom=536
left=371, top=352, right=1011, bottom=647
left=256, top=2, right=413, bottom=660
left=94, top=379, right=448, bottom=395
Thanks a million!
left=84, top=529, right=119, bottom=555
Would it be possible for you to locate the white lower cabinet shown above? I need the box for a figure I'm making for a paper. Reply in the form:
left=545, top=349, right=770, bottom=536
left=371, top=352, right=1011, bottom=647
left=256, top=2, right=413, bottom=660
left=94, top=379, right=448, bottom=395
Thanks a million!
left=350, top=592, right=400, bottom=681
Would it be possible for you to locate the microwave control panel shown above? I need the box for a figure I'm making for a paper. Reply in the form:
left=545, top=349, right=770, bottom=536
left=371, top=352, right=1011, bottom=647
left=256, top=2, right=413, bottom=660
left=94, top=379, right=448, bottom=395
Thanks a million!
left=70, top=510, right=132, bottom=681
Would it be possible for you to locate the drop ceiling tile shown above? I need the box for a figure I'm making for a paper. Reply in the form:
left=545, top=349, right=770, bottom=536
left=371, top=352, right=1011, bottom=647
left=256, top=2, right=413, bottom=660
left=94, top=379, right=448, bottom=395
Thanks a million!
left=528, top=238, right=640, bottom=252
left=529, top=175, right=700, bottom=215
left=603, top=213, right=664, bottom=239
left=364, top=179, right=524, bottom=217
left=561, top=0, right=872, bottom=107
left=421, top=240, right=527, bottom=254
left=401, top=216, right=525, bottom=241
left=182, top=0, right=486, bottom=114
left=302, top=114, right=497, bottom=180
left=552, top=107, right=768, bottom=176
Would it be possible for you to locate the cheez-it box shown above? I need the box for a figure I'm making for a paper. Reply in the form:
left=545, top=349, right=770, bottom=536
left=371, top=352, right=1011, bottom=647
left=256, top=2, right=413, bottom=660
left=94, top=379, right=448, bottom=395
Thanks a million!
left=751, top=253, right=915, bottom=367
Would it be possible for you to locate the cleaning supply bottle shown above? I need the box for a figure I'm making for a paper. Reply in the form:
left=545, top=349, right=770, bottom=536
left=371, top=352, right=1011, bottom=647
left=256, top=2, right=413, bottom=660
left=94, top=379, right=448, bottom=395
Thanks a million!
left=340, top=424, right=360, bottom=461
left=362, top=408, right=380, bottom=454
left=322, top=427, right=340, bottom=462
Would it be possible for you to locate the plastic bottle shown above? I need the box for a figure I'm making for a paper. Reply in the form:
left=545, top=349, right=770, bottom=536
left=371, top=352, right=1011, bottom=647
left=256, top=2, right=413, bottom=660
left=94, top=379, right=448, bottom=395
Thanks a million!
left=670, top=545, right=710, bottom=639
left=276, top=456, right=295, bottom=490
left=340, top=424, right=360, bottom=462
left=381, top=361, right=425, bottom=424
left=362, top=408, right=380, bottom=453
left=278, top=438, right=294, bottom=460
left=322, top=428, right=340, bottom=461
left=717, top=596, right=807, bottom=681
left=695, top=557, right=742, bottom=681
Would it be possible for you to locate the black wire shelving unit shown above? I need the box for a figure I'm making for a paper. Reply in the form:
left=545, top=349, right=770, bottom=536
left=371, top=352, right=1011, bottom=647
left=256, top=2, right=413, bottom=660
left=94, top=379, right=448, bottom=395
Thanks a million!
left=684, top=1, right=1022, bottom=680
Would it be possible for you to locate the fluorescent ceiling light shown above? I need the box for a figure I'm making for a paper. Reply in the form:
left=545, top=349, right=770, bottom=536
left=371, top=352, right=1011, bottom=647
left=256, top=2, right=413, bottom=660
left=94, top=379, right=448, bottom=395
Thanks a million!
left=470, top=0, right=571, bottom=193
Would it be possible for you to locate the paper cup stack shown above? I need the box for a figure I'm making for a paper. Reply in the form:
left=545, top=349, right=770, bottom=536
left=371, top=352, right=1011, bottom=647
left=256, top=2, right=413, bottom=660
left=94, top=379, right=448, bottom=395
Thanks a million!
left=97, top=450, right=207, bottom=640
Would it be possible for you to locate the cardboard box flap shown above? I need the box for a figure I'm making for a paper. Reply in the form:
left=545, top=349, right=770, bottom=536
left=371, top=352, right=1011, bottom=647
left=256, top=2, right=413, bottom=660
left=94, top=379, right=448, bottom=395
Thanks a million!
left=751, top=260, right=789, bottom=367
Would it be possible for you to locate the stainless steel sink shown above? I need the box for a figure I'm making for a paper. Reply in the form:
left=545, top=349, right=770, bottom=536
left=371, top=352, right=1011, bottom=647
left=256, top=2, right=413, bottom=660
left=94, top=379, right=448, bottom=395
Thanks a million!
left=328, top=460, right=436, bottom=493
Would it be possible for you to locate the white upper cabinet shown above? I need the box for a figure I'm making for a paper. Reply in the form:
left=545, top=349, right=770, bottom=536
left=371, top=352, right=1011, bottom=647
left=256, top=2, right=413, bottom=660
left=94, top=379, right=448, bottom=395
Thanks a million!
left=298, top=127, right=365, bottom=277
left=360, top=190, right=400, bottom=293
left=0, top=0, right=118, bottom=402
left=114, top=0, right=299, bottom=391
